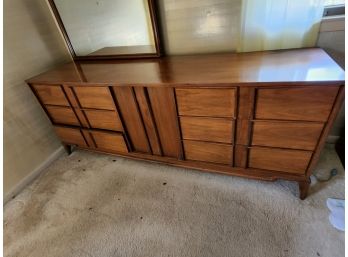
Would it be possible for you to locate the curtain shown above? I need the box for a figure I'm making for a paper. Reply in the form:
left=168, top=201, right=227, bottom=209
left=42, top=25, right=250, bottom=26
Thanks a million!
left=238, top=0, right=325, bottom=52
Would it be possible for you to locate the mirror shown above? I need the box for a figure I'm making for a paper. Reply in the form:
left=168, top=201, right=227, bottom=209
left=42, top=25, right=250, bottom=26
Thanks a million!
left=49, top=0, right=161, bottom=60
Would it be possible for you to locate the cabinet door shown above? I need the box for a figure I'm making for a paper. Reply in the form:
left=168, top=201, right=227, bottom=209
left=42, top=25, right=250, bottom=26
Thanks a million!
left=112, top=87, right=151, bottom=153
left=147, top=87, right=182, bottom=159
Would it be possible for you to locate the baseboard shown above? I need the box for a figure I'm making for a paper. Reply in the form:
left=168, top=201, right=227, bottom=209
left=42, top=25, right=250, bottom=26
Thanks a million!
left=4, top=146, right=65, bottom=204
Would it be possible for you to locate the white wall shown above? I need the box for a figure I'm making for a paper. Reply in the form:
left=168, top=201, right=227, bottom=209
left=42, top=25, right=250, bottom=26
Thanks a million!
left=4, top=0, right=71, bottom=198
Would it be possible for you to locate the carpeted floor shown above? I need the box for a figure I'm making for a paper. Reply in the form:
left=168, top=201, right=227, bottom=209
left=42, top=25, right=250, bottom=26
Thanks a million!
left=4, top=144, right=344, bottom=257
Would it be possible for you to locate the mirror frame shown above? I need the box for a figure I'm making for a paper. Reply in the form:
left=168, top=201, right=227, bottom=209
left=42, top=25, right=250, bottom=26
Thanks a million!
left=48, top=0, right=162, bottom=60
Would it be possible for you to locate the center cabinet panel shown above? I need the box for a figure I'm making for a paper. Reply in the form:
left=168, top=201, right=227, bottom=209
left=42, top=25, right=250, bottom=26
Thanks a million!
left=111, top=87, right=151, bottom=154
left=147, top=87, right=183, bottom=159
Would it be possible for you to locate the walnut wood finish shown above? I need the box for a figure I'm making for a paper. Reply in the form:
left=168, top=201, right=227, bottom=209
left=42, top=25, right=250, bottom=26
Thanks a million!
left=112, top=87, right=151, bottom=153
left=251, top=121, right=324, bottom=151
left=89, top=130, right=128, bottom=153
left=147, top=87, right=182, bottom=159
left=26, top=49, right=344, bottom=85
left=54, top=126, right=87, bottom=147
left=238, top=87, right=256, bottom=119
left=176, top=88, right=236, bottom=117
left=33, top=85, right=69, bottom=106
left=255, top=87, right=339, bottom=122
left=234, top=145, right=248, bottom=168
left=180, top=116, right=234, bottom=144
left=46, top=106, right=80, bottom=126
left=73, top=86, right=115, bottom=110
left=73, top=109, right=89, bottom=127
left=134, top=87, right=162, bottom=156
left=183, top=140, right=233, bottom=165
left=81, top=129, right=96, bottom=148
left=27, top=49, right=345, bottom=200
left=236, top=120, right=251, bottom=146
left=248, top=147, right=313, bottom=174
left=83, top=110, right=123, bottom=132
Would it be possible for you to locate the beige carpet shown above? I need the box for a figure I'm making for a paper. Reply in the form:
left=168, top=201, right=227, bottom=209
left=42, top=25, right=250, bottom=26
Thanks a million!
left=4, top=144, right=344, bottom=257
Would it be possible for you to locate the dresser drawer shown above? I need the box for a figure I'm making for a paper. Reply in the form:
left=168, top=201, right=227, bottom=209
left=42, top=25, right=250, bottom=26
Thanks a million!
left=180, top=116, right=234, bottom=143
left=248, top=147, right=312, bottom=174
left=33, top=85, right=69, bottom=106
left=255, top=87, right=339, bottom=122
left=90, top=131, right=128, bottom=153
left=176, top=88, right=236, bottom=117
left=46, top=106, right=79, bottom=126
left=73, top=86, right=115, bottom=110
left=183, top=140, right=233, bottom=165
left=54, top=126, right=88, bottom=147
left=84, top=110, right=123, bottom=131
left=251, top=121, right=324, bottom=151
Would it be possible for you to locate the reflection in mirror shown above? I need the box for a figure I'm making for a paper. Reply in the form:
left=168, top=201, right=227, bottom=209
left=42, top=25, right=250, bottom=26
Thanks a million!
left=53, top=0, right=157, bottom=56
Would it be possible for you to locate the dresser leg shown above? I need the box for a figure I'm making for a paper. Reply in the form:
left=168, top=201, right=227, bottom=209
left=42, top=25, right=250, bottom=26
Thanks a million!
left=63, top=144, right=72, bottom=155
left=299, top=178, right=311, bottom=200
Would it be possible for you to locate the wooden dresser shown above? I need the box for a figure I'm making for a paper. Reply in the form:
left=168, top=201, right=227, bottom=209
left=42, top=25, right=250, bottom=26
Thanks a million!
left=26, top=48, right=344, bottom=199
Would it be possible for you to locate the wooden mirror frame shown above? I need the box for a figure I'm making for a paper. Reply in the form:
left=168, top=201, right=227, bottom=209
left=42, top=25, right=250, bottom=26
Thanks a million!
left=47, top=0, right=162, bottom=60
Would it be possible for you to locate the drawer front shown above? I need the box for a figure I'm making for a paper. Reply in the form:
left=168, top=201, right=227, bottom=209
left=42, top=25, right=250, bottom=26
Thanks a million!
left=180, top=116, right=234, bottom=143
left=255, top=87, right=339, bottom=121
left=248, top=147, right=312, bottom=174
left=84, top=110, right=123, bottom=131
left=54, top=126, right=87, bottom=147
left=46, top=106, right=80, bottom=126
left=183, top=140, right=233, bottom=165
left=251, top=121, right=324, bottom=151
left=176, top=88, right=236, bottom=117
left=90, top=131, right=128, bottom=153
left=33, top=85, right=69, bottom=106
left=74, top=87, right=115, bottom=110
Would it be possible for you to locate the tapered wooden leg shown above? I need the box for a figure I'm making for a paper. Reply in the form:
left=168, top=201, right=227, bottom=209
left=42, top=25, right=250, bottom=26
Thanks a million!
left=63, top=144, right=72, bottom=155
left=299, top=178, right=311, bottom=200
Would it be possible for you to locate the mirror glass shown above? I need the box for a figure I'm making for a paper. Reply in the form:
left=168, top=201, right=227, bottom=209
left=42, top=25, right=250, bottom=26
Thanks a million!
left=53, top=0, right=157, bottom=57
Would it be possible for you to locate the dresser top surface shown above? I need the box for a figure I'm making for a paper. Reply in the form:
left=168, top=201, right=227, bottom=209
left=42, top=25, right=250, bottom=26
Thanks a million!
left=27, top=48, right=345, bottom=85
